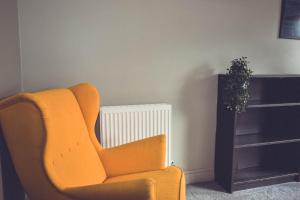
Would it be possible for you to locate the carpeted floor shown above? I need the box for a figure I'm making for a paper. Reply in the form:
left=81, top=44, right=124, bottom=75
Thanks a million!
left=187, top=182, right=300, bottom=200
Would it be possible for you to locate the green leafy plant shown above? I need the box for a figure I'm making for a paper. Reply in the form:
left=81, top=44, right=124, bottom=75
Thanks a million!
left=224, top=57, right=253, bottom=113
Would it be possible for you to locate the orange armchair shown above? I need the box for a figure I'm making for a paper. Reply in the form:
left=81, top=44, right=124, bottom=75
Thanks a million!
left=0, top=83, right=186, bottom=200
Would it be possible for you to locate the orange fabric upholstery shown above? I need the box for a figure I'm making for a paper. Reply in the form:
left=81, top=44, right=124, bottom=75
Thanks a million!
left=0, top=83, right=186, bottom=200
left=70, top=83, right=103, bottom=155
left=32, top=89, right=107, bottom=188
left=0, top=101, right=71, bottom=200
left=101, top=135, right=166, bottom=177
left=105, top=166, right=185, bottom=200
left=65, top=179, right=156, bottom=200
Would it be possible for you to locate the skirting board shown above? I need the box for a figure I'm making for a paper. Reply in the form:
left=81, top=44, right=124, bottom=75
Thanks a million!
left=184, top=169, right=214, bottom=184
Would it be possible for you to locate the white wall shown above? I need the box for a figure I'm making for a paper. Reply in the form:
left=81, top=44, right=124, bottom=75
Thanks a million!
left=18, top=0, right=300, bottom=183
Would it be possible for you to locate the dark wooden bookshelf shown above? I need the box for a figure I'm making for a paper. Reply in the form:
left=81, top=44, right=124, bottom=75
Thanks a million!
left=215, top=74, right=300, bottom=193
left=234, top=133, right=300, bottom=148
left=247, top=102, right=300, bottom=108
left=232, top=167, right=298, bottom=191
left=233, top=167, right=298, bottom=184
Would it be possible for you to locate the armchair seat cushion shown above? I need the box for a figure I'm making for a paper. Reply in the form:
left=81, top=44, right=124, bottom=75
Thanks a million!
left=105, top=166, right=185, bottom=200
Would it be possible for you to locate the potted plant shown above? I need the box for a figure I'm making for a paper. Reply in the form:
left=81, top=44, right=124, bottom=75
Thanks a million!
left=224, top=57, right=253, bottom=113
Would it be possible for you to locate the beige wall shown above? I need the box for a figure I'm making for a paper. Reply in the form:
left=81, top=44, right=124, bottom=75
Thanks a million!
left=18, top=0, right=300, bottom=183
left=0, top=0, right=21, bottom=98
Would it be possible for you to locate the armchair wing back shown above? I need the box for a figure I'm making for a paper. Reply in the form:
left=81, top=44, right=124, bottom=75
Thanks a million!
left=0, top=83, right=107, bottom=199
left=0, top=83, right=186, bottom=200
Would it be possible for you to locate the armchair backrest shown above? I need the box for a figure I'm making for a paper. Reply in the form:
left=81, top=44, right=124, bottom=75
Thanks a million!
left=0, top=83, right=107, bottom=200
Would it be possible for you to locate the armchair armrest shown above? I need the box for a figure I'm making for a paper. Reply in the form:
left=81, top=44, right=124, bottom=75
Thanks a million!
left=64, top=179, right=156, bottom=200
left=100, top=135, right=166, bottom=177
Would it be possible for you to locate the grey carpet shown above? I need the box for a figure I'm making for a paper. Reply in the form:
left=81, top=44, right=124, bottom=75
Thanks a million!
left=187, top=182, right=300, bottom=200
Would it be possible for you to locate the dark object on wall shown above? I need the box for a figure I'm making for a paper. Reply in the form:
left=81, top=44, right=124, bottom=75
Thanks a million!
left=215, top=74, right=300, bottom=193
left=279, top=0, right=300, bottom=40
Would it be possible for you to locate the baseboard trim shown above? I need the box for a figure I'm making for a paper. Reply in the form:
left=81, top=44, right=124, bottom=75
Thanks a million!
left=184, top=168, right=214, bottom=184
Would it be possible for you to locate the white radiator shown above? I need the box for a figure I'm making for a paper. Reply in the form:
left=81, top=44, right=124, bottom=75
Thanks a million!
left=100, top=104, right=172, bottom=165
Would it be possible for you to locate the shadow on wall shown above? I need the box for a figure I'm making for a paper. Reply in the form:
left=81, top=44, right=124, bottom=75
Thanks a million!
left=179, top=65, right=218, bottom=171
